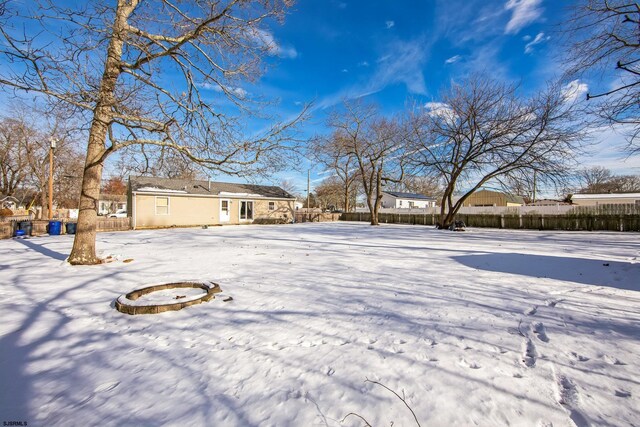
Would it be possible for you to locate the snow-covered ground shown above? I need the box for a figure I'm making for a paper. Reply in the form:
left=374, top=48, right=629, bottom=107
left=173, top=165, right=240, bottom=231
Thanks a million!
left=1, top=222, right=638, bottom=427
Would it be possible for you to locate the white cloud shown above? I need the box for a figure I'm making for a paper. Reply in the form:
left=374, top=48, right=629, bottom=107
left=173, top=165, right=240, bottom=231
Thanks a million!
left=249, top=28, right=298, bottom=59
left=504, top=0, right=543, bottom=34
left=316, top=38, right=429, bottom=110
left=197, top=82, right=248, bottom=98
left=358, top=61, right=370, bottom=67
left=562, top=79, right=588, bottom=103
left=524, top=32, right=550, bottom=54
left=341, top=68, right=349, bottom=73
left=445, top=55, right=462, bottom=64
left=385, top=20, right=395, bottom=29
left=424, top=102, right=456, bottom=119
left=580, top=125, right=640, bottom=175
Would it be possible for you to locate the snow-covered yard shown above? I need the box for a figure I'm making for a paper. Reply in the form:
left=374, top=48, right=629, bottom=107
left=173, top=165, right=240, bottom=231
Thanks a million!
left=1, top=222, right=638, bottom=426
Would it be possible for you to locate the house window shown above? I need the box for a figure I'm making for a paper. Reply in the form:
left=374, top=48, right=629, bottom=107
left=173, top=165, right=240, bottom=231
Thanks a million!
left=398, top=200, right=403, bottom=207
left=221, top=200, right=229, bottom=213
left=268, top=201, right=275, bottom=211
left=240, top=201, right=254, bottom=220
left=155, top=196, right=169, bottom=215
left=409, top=201, right=414, bottom=208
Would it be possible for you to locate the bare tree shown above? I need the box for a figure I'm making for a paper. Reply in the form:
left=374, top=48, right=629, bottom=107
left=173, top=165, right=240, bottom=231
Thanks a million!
left=326, top=102, right=406, bottom=225
left=278, top=179, right=300, bottom=197
left=0, top=106, right=82, bottom=216
left=563, top=1, right=640, bottom=154
left=0, top=117, right=31, bottom=197
left=314, top=176, right=349, bottom=210
left=0, top=0, right=305, bottom=264
left=308, top=131, right=360, bottom=212
left=115, top=146, right=208, bottom=180
left=407, top=76, right=584, bottom=229
left=577, top=166, right=614, bottom=192
left=575, top=166, right=640, bottom=193
left=386, top=174, right=443, bottom=198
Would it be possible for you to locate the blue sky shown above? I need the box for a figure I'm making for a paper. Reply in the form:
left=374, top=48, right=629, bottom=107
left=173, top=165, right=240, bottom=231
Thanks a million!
left=232, top=0, right=638, bottom=194
left=1, top=0, right=637, bottom=194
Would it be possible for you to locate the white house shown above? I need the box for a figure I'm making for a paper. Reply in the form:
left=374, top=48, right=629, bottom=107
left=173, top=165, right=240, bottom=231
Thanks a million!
left=381, top=191, right=436, bottom=209
left=571, top=193, right=640, bottom=206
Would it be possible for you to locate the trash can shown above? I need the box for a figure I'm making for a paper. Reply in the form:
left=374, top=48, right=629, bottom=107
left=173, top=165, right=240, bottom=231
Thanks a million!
left=18, top=220, right=32, bottom=236
left=65, top=222, right=77, bottom=235
left=48, top=220, right=62, bottom=235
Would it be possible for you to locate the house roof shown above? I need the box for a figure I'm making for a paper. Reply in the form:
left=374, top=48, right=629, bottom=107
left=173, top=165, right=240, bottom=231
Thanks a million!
left=130, top=176, right=295, bottom=199
left=99, top=194, right=127, bottom=202
left=572, top=193, right=640, bottom=200
left=526, top=199, right=570, bottom=206
left=472, top=189, right=525, bottom=205
left=383, top=191, right=436, bottom=201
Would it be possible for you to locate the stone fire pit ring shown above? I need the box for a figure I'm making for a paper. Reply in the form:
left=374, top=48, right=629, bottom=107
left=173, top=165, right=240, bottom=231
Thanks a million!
left=115, top=281, right=221, bottom=315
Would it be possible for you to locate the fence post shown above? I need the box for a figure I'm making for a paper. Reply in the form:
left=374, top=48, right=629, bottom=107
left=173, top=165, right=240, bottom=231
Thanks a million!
left=500, top=214, right=504, bottom=229
left=541, top=214, right=545, bottom=230
left=519, top=214, right=523, bottom=229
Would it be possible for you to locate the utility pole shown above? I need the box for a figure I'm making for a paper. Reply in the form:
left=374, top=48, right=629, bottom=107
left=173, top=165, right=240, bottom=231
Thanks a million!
left=48, top=138, right=57, bottom=220
left=532, top=170, right=537, bottom=204
left=306, top=169, right=310, bottom=210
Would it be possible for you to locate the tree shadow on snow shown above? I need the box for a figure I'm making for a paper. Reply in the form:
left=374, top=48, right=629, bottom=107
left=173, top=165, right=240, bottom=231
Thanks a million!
left=453, top=253, right=640, bottom=291
left=14, top=237, right=69, bottom=261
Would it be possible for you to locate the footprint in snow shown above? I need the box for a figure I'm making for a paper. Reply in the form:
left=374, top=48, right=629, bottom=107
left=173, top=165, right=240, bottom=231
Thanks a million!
left=521, top=338, right=537, bottom=368
left=525, top=306, right=538, bottom=316
left=94, top=381, right=120, bottom=393
left=615, top=389, right=631, bottom=398
left=603, top=354, right=626, bottom=365
left=554, top=372, right=589, bottom=427
left=570, top=352, right=589, bottom=362
left=459, top=358, right=481, bottom=369
left=532, top=322, right=549, bottom=342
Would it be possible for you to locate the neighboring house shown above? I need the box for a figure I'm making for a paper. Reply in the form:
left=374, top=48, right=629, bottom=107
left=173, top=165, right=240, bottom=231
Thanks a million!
left=462, top=189, right=524, bottom=207
left=128, top=176, right=295, bottom=229
left=381, top=191, right=436, bottom=209
left=1, top=196, right=19, bottom=209
left=571, top=193, right=640, bottom=206
left=527, top=199, right=571, bottom=206
left=98, top=194, right=127, bottom=215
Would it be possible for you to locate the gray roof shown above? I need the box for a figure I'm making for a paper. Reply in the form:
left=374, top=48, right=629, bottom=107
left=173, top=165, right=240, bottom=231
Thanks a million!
left=130, top=176, right=294, bottom=199
left=383, top=191, right=436, bottom=201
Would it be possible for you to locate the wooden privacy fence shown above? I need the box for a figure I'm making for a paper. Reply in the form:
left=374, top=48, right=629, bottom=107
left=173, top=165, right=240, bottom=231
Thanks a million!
left=295, top=212, right=342, bottom=223
left=341, top=211, right=640, bottom=232
left=1, top=217, right=132, bottom=239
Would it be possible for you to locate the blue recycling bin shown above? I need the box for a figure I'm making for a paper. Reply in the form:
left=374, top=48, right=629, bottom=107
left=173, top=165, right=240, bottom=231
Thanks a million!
left=48, top=220, right=62, bottom=235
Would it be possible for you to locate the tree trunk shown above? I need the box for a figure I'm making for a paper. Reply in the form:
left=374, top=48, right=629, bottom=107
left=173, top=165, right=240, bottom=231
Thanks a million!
left=68, top=1, right=133, bottom=265
left=39, top=183, right=47, bottom=220
left=344, top=184, right=350, bottom=213
left=67, top=131, right=106, bottom=264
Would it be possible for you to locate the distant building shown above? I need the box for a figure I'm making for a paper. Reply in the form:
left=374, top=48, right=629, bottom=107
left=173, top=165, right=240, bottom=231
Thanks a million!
left=98, top=194, right=127, bottom=215
left=381, top=191, right=436, bottom=209
left=462, top=190, right=524, bottom=207
left=0, top=196, right=19, bottom=209
left=571, top=193, right=640, bottom=206
left=128, top=176, right=295, bottom=229
left=527, top=199, right=570, bottom=206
